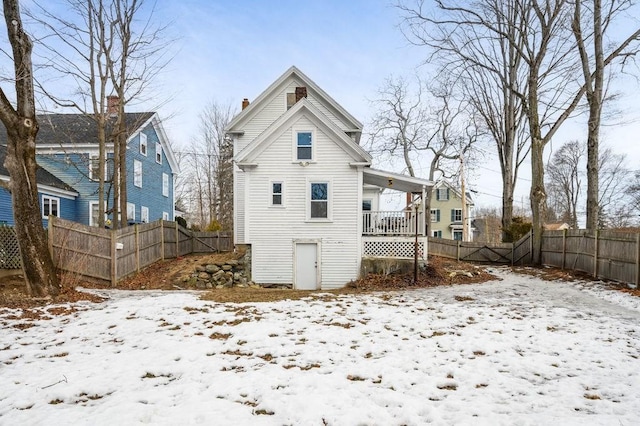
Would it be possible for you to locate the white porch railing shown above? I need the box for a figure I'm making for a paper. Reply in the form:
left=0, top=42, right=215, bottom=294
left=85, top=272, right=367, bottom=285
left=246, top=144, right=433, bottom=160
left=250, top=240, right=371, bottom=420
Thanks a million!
left=362, top=210, right=425, bottom=236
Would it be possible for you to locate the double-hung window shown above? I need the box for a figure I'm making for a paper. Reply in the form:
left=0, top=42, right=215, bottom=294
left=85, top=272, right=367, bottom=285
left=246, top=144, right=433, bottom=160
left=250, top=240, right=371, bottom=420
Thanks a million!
left=162, top=173, right=169, bottom=197
left=430, top=209, right=440, bottom=222
left=310, top=182, right=328, bottom=219
left=42, top=196, right=59, bottom=218
left=271, top=182, right=283, bottom=206
left=296, top=131, right=312, bottom=161
left=141, top=206, right=149, bottom=223
left=140, top=133, right=148, bottom=156
left=134, top=159, right=142, bottom=187
left=127, top=202, right=135, bottom=221
left=156, top=143, right=162, bottom=164
left=436, top=188, right=449, bottom=201
left=451, top=208, right=462, bottom=222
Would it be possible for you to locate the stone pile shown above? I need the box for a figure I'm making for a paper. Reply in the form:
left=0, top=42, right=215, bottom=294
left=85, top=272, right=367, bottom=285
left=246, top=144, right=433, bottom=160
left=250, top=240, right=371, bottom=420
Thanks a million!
left=182, top=258, right=253, bottom=289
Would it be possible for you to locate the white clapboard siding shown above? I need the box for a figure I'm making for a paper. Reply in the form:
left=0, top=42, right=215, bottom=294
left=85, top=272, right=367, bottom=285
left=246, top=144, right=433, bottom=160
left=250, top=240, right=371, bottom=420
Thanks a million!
left=246, top=120, right=360, bottom=288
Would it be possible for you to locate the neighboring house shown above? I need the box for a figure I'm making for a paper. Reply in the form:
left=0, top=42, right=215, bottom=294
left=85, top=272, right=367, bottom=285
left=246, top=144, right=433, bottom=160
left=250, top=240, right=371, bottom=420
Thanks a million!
left=429, top=180, right=474, bottom=241
left=228, top=66, right=432, bottom=290
left=544, top=222, right=571, bottom=231
left=0, top=145, right=79, bottom=227
left=0, top=107, right=179, bottom=227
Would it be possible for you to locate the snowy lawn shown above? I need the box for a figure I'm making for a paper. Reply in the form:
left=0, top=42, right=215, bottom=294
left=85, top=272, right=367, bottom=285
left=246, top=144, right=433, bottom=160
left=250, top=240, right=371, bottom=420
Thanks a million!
left=1, top=268, right=639, bottom=426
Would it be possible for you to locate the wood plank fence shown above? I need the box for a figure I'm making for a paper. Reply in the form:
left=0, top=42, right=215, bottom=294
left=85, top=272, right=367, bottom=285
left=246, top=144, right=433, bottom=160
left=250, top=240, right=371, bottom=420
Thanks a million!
left=428, top=232, right=533, bottom=265
left=541, top=229, right=640, bottom=287
left=45, top=217, right=232, bottom=286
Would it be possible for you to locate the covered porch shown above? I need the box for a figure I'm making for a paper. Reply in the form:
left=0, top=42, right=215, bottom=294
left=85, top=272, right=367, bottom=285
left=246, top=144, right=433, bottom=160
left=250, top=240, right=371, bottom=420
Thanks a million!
left=360, top=168, right=432, bottom=260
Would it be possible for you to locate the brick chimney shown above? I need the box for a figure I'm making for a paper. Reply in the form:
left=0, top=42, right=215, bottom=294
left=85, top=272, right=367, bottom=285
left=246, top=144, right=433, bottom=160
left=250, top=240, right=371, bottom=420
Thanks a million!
left=242, top=98, right=250, bottom=110
left=295, top=86, right=307, bottom=103
left=107, top=95, right=119, bottom=115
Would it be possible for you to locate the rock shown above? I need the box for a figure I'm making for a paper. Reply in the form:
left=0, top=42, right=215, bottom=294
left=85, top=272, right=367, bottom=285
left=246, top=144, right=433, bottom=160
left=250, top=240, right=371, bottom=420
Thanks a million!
left=216, top=284, right=225, bottom=289
left=212, top=270, right=225, bottom=280
left=227, top=260, right=239, bottom=266
left=205, top=282, right=213, bottom=289
left=195, top=280, right=207, bottom=289
left=195, top=265, right=205, bottom=272
left=205, top=264, right=220, bottom=273
left=198, top=272, right=210, bottom=280
left=222, top=264, right=233, bottom=271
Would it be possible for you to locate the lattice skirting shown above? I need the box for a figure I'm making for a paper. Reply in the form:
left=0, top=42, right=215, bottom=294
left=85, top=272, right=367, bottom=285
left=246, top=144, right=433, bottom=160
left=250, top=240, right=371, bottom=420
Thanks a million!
left=0, top=225, right=21, bottom=269
left=363, top=238, right=427, bottom=260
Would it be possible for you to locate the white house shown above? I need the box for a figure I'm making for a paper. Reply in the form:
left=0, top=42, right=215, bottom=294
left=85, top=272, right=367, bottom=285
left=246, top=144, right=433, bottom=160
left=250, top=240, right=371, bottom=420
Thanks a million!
left=227, top=66, right=432, bottom=290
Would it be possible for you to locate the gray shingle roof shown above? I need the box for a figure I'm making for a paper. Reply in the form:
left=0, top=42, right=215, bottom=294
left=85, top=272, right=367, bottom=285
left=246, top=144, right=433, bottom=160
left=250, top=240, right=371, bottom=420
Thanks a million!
left=0, top=144, right=77, bottom=193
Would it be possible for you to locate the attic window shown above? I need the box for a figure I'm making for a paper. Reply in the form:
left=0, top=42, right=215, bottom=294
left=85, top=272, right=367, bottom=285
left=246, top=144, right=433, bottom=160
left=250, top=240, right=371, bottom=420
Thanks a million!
left=436, top=188, right=449, bottom=201
left=140, top=133, right=148, bottom=156
left=156, top=143, right=162, bottom=164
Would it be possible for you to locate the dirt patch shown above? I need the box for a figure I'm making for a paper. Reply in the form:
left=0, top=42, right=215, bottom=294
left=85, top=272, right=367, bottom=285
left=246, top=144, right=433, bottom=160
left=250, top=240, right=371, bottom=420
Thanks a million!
left=0, top=275, right=105, bottom=309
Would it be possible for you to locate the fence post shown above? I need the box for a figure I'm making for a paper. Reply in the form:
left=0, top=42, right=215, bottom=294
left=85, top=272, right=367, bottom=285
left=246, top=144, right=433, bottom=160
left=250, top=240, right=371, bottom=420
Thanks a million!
left=160, top=219, right=165, bottom=261
left=456, top=240, right=460, bottom=261
left=511, top=241, right=514, bottom=266
left=635, top=233, right=640, bottom=289
left=561, top=229, right=567, bottom=270
left=110, top=230, right=117, bottom=287
left=593, top=229, right=599, bottom=278
left=48, top=216, right=54, bottom=260
left=135, top=224, right=140, bottom=272
left=175, top=220, right=179, bottom=258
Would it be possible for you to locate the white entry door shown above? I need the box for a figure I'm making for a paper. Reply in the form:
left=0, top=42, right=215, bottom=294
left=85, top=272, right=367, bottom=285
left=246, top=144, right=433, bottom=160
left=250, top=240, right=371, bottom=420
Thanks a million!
left=295, top=243, right=318, bottom=290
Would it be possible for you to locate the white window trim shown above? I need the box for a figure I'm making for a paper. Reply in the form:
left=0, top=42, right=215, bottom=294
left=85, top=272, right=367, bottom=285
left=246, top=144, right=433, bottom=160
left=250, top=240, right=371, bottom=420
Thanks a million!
left=134, top=159, right=142, bottom=188
left=141, top=206, right=149, bottom=223
left=306, top=179, right=332, bottom=222
left=430, top=209, right=440, bottom=223
left=162, top=211, right=169, bottom=221
left=156, top=142, right=162, bottom=164
left=292, top=127, right=315, bottom=163
left=453, top=208, right=463, bottom=222
left=127, top=202, right=135, bottom=221
left=453, top=230, right=463, bottom=241
left=140, top=132, right=148, bottom=156
left=162, top=173, right=169, bottom=197
left=89, top=201, right=107, bottom=227
left=42, top=195, right=60, bottom=219
left=270, top=180, right=284, bottom=207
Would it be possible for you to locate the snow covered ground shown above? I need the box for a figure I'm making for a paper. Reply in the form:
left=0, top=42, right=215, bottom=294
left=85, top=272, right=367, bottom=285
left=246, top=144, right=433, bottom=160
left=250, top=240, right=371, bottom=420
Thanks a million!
left=1, top=268, right=639, bottom=426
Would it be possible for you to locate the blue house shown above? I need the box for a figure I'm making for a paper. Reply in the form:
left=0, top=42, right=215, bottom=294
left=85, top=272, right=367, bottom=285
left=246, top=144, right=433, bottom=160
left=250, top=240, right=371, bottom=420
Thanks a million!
left=0, top=110, right=179, bottom=227
left=0, top=145, right=79, bottom=228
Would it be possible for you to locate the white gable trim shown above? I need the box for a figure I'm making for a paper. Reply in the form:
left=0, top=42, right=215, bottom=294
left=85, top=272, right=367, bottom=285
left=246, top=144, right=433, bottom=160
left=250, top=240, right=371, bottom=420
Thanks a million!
left=226, top=66, right=363, bottom=133
left=234, top=98, right=371, bottom=166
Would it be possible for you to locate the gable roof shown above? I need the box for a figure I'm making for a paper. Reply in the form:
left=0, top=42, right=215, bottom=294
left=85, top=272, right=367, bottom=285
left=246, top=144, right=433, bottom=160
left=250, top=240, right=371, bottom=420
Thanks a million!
left=433, top=179, right=474, bottom=205
left=0, top=112, right=179, bottom=175
left=34, top=112, right=154, bottom=146
left=226, top=66, right=363, bottom=135
left=234, top=97, right=371, bottom=166
left=0, top=144, right=78, bottom=194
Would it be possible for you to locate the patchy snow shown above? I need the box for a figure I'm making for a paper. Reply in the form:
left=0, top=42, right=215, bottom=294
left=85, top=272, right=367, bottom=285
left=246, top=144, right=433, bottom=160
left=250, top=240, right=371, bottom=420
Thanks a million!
left=1, top=268, right=639, bottom=425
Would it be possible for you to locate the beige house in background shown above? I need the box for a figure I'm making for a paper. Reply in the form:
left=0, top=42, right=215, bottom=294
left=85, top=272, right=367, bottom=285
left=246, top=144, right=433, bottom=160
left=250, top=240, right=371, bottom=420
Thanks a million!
left=429, top=180, right=474, bottom=241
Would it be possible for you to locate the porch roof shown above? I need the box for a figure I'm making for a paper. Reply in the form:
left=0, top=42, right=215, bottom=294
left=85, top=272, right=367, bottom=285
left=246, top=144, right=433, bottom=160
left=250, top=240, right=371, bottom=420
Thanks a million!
left=362, top=168, right=433, bottom=194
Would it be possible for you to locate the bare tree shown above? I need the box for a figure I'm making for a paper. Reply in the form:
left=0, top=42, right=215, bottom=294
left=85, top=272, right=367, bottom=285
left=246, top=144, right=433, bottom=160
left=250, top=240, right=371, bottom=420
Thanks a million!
left=184, top=101, right=235, bottom=230
left=399, top=0, right=587, bottom=263
left=597, top=147, right=632, bottom=227
left=367, top=75, right=479, bottom=236
left=30, top=0, right=171, bottom=228
left=571, top=0, right=640, bottom=230
left=546, top=140, right=584, bottom=228
left=398, top=0, right=530, bottom=242
left=0, top=0, right=59, bottom=297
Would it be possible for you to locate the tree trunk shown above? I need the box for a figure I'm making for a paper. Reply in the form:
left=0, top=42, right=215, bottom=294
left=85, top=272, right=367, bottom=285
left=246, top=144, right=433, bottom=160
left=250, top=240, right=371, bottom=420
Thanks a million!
left=501, top=170, right=515, bottom=242
left=1, top=0, right=60, bottom=297
left=530, top=137, right=546, bottom=265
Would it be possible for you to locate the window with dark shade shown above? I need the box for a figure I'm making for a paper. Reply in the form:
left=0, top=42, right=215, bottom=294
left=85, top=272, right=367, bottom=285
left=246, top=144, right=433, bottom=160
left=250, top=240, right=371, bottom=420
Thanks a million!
left=297, top=132, right=312, bottom=160
left=272, top=182, right=283, bottom=206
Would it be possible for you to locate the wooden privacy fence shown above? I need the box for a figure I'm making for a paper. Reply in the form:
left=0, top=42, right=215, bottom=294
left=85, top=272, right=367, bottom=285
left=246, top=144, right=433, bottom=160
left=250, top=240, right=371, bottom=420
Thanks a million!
left=428, top=232, right=533, bottom=265
left=542, top=229, right=640, bottom=287
left=48, top=217, right=232, bottom=286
